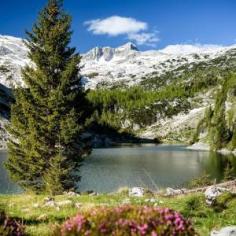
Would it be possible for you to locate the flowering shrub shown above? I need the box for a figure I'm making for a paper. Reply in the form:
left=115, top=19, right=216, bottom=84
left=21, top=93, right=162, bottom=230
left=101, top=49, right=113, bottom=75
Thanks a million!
left=0, top=210, right=25, bottom=236
left=54, top=205, right=196, bottom=235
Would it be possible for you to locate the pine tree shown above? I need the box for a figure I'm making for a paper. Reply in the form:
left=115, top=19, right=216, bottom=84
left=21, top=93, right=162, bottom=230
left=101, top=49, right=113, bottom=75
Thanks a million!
left=5, top=0, right=91, bottom=194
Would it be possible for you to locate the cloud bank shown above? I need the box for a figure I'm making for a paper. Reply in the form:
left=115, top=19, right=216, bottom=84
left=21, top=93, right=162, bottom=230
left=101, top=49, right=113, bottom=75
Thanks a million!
left=84, top=16, right=159, bottom=47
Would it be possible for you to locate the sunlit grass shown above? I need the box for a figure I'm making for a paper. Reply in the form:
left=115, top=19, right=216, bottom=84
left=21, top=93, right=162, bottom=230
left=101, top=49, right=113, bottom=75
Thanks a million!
left=0, top=192, right=236, bottom=235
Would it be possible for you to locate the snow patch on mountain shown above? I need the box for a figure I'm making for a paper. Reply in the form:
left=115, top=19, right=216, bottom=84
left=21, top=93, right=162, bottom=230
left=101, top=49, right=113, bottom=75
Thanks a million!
left=81, top=42, right=236, bottom=89
left=0, top=35, right=236, bottom=90
left=0, top=35, right=29, bottom=88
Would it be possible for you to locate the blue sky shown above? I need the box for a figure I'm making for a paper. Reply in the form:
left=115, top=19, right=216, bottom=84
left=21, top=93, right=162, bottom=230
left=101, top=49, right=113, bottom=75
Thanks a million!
left=0, top=0, right=236, bottom=52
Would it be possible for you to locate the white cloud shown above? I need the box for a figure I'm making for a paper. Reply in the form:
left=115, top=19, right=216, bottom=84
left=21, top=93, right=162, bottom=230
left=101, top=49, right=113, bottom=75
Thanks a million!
left=128, top=31, right=160, bottom=46
left=84, top=16, right=159, bottom=47
left=85, top=16, right=147, bottom=36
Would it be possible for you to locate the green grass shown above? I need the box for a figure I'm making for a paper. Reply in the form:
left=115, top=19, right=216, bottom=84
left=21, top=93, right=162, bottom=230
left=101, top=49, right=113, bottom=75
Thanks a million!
left=0, top=192, right=236, bottom=235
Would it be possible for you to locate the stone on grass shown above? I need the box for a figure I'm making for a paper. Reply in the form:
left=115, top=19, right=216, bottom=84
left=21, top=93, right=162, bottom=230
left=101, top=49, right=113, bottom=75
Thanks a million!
left=129, top=187, right=145, bottom=197
left=165, top=188, right=186, bottom=196
left=63, top=191, right=79, bottom=197
left=43, top=197, right=57, bottom=208
left=204, top=186, right=228, bottom=205
left=89, top=192, right=97, bottom=196
left=57, top=200, right=73, bottom=207
left=211, top=226, right=236, bottom=236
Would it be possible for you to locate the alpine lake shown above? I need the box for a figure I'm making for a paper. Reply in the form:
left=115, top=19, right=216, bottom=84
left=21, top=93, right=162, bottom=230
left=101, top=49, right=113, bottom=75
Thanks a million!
left=0, top=144, right=235, bottom=194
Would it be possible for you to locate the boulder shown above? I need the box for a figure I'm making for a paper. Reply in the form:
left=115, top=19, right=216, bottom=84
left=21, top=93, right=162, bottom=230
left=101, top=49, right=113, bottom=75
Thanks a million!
left=57, top=200, right=73, bottom=207
left=211, top=226, right=236, bottom=236
left=129, top=187, right=145, bottom=197
left=63, top=191, right=79, bottom=197
left=165, top=188, right=187, bottom=196
left=204, top=186, right=228, bottom=205
left=43, top=197, right=57, bottom=207
left=44, top=200, right=56, bottom=207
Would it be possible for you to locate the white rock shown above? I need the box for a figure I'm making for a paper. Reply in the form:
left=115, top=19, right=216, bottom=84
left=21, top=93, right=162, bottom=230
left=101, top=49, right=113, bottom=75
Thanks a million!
left=211, top=226, right=236, bottom=236
left=129, top=187, right=145, bottom=197
left=57, top=200, right=73, bottom=207
left=165, top=188, right=187, bottom=196
left=64, top=191, right=79, bottom=196
left=204, top=186, right=228, bottom=205
left=44, top=200, right=57, bottom=207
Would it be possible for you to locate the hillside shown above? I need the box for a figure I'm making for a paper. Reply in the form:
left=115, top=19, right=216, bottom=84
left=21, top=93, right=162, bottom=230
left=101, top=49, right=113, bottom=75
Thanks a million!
left=193, top=74, right=236, bottom=152
left=0, top=35, right=236, bottom=147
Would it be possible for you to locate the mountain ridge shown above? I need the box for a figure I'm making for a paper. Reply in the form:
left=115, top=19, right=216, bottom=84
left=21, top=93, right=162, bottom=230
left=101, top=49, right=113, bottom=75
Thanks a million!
left=0, top=35, right=236, bottom=149
left=1, top=34, right=236, bottom=89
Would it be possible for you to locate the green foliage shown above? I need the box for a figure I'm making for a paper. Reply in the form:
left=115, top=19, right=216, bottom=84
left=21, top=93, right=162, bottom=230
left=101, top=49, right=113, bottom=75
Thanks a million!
left=182, top=196, right=202, bottom=217
left=1, top=193, right=236, bottom=235
left=87, top=84, right=191, bottom=131
left=213, top=192, right=236, bottom=213
left=224, top=163, right=236, bottom=181
left=194, top=74, right=236, bottom=151
left=5, top=0, right=91, bottom=194
left=188, top=174, right=213, bottom=189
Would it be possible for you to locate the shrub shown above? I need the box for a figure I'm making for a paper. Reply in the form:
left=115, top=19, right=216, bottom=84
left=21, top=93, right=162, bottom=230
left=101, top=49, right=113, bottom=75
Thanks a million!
left=213, top=192, right=236, bottom=212
left=54, top=205, right=196, bottom=235
left=0, top=209, right=25, bottom=236
left=188, top=174, right=213, bottom=189
left=182, top=196, right=206, bottom=218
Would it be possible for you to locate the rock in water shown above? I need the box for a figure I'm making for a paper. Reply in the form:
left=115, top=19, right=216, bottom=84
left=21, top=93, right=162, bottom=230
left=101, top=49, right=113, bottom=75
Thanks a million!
left=211, top=226, right=236, bottom=236
left=204, top=186, right=228, bottom=205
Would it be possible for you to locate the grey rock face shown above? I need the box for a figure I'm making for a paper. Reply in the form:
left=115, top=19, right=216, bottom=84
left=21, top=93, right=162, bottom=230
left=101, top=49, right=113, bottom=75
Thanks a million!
left=129, top=187, right=145, bottom=197
left=211, top=226, right=236, bottom=236
left=204, top=186, right=228, bottom=205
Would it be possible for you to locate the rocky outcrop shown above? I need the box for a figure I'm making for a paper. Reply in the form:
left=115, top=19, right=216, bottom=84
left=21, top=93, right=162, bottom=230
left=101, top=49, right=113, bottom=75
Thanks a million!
left=204, top=186, right=228, bottom=205
left=211, top=226, right=236, bottom=236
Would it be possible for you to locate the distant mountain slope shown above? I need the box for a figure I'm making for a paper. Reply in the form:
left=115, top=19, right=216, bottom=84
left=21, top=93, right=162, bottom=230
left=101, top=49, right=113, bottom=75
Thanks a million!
left=193, top=75, right=236, bottom=152
left=1, top=35, right=236, bottom=90
left=0, top=35, right=236, bottom=147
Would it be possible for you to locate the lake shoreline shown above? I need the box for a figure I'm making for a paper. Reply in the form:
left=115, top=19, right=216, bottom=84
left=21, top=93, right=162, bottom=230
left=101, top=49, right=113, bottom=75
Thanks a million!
left=187, top=142, right=236, bottom=156
left=1, top=144, right=235, bottom=194
left=1, top=179, right=236, bottom=235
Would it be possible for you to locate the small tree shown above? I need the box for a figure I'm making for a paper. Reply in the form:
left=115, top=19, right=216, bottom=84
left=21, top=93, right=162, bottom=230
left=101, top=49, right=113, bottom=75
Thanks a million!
left=6, top=0, right=91, bottom=194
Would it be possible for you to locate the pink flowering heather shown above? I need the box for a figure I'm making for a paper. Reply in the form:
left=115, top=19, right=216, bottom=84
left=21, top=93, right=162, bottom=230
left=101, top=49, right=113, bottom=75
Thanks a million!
left=53, top=205, right=196, bottom=235
left=0, top=210, right=25, bottom=236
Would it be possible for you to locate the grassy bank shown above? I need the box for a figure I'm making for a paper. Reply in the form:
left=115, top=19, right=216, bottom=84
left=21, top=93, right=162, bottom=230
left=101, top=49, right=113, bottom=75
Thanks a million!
left=1, top=192, right=236, bottom=235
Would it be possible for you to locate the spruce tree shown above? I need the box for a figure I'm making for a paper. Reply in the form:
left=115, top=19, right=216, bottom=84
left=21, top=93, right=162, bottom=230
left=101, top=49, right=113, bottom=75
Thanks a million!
left=5, top=0, right=91, bottom=194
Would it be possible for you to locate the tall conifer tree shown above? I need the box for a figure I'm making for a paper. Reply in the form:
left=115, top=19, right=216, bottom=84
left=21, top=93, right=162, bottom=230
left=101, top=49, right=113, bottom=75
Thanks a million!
left=5, top=0, right=91, bottom=194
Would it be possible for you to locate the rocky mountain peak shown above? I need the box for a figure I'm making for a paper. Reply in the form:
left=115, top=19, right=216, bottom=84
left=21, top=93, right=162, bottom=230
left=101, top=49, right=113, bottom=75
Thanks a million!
left=83, top=42, right=139, bottom=62
left=116, top=42, right=139, bottom=52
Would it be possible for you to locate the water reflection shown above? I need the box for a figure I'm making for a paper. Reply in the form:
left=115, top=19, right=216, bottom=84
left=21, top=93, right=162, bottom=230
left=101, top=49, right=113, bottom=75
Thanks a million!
left=79, top=145, right=236, bottom=193
left=204, top=152, right=236, bottom=181
left=0, top=151, right=21, bottom=194
left=0, top=145, right=235, bottom=194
